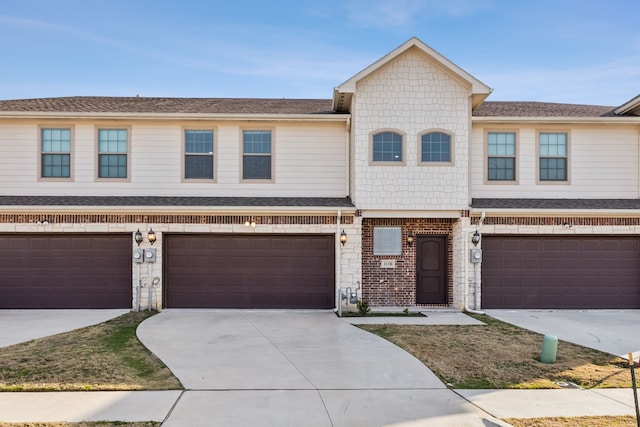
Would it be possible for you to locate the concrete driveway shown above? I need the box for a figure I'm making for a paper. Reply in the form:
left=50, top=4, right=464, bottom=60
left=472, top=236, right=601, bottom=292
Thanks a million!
left=0, top=309, right=129, bottom=348
left=485, top=309, right=640, bottom=359
left=137, top=310, right=509, bottom=426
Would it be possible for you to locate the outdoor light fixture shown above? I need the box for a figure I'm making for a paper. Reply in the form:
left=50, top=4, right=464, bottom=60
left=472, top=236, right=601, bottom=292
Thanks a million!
left=340, top=229, right=347, bottom=246
left=244, top=219, right=256, bottom=227
left=134, top=229, right=143, bottom=246
left=471, top=230, right=481, bottom=247
left=407, top=231, right=415, bottom=246
left=147, top=228, right=157, bottom=245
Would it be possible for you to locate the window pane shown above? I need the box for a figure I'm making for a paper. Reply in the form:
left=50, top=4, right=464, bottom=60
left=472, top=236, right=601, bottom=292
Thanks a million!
left=42, top=154, right=70, bottom=177
left=422, top=132, right=451, bottom=162
left=42, top=128, right=71, bottom=153
left=243, top=156, right=271, bottom=180
left=373, top=227, right=402, bottom=255
left=372, top=132, right=402, bottom=162
left=185, top=155, right=213, bottom=179
left=243, top=131, right=271, bottom=154
left=186, top=130, right=214, bottom=153
left=488, top=157, right=515, bottom=181
left=488, top=132, right=515, bottom=156
left=540, top=158, right=567, bottom=181
left=99, top=154, right=127, bottom=178
left=98, top=129, right=127, bottom=153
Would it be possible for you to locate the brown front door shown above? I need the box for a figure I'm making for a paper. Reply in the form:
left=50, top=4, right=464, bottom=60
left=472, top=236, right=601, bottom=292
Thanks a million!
left=416, top=236, right=447, bottom=304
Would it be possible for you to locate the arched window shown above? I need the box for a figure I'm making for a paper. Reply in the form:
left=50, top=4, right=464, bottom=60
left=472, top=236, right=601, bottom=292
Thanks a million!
left=421, top=132, right=451, bottom=163
left=372, top=131, right=403, bottom=163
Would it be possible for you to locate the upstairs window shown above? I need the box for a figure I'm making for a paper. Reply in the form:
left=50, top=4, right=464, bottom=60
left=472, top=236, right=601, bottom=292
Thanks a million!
left=421, top=131, right=452, bottom=164
left=41, top=128, right=71, bottom=178
left=243, top=130, right=272, bottom=180
left=185, top=130, right=214, bottom=179
left=372, top=131, right=404, bottom=163
left=539, top=132, right=568, bottom=181
left=98, top=129, right=128, bottom=179
left=487, top=132, right=516, bottom=181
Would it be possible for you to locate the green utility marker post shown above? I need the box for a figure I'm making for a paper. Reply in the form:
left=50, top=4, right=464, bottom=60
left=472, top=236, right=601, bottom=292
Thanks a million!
left=540, top=335, right=558, bottom=364
left=629, top=353, right=640, bottom=427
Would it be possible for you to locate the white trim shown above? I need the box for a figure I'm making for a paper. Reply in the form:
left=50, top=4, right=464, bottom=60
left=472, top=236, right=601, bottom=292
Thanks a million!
left=0, top=112, right=349, bottom=122
left=470, top=208, right=640, bottom=217
left=473, top=116, right=640, bottom=124
left=362, top=210, right=462, bottom=218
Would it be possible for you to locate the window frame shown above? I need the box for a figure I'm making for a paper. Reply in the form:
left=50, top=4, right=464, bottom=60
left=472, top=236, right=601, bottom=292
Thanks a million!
left=38, top=125, right=74, bottom=181
left=240, top=127, right=275, bottom=182
left=485, top=130, right=518, bottom=184
left=182, top=127, right=217, bottom=182
left=537, top=130, right=570, bottom=184
left=418, top=129, right=455, bottom=166
left=369, top=129, right=406, bottom=166
left=95, top=126, right=131, bottom=182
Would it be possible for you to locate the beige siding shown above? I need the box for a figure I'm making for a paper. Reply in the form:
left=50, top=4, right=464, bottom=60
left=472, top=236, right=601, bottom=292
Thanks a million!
left=471, top=124, right=640, bottom=198
left=352, top=48, right=472, bottom=211
left=0, top=121, right=348, bottom=198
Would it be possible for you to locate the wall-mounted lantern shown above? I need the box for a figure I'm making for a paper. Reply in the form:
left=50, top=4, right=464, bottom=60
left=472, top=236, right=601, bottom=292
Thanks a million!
left=407, top=231, right=415, bottom=246
left=134, top=229, right=143, bottom=246
left=340, top=229, right=347, bottom=246
left=471, top=230, right=481, bottom=247
left=147, top=228, right=157, bottom=245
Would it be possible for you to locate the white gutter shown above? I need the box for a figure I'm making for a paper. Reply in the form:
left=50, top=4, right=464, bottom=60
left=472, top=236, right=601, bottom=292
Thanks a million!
left=473, top=116, right=640, bottom=125
left=335, top=209, right=342, bottom=314
left=0, top=111, right=350, bottom=122
left=471, top=208, right=640, bottom=217
left=0, top=205, right=357, bottom=215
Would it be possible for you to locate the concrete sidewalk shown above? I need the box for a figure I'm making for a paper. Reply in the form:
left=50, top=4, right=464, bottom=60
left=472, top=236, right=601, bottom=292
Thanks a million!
left=0, top=388, right=636, bottom=424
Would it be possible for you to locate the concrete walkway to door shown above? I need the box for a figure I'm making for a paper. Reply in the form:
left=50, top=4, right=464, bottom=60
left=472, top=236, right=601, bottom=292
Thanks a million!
left=137, top=310, right=509, bottom=426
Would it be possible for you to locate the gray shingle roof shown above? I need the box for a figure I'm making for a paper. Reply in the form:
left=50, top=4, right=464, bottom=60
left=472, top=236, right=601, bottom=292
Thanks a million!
left=0, top=96, right=337, bottom=115
left=472, top=198, right=640, bottom=210
left=0, top=196, right=354, bottom=208
left=473, top=101, right=616, bottom=117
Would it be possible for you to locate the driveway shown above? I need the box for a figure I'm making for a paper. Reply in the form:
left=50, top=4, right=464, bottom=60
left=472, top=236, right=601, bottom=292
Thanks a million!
left=0, top=309, right=129, bottom=348
left=485, top=309, right=640, bottom=359
left=137, top=310, right=508, bottom=426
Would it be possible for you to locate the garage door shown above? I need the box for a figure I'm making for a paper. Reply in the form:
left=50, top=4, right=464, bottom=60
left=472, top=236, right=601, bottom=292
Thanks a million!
left=164, top=234, right=335, bottom=309
left=0, top=234, right=132, bottom=309
left=482, top=236, right=640, bottom=309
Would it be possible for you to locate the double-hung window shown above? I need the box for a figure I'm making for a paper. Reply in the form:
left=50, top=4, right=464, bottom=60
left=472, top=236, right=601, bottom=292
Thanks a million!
left=98, top=129, right=128, bottom=179
left=41, top=128, right=71, bottom=178
left=372, top=131, right=404, bottom=163
left=420, top=131, right=452, bottom=164
left=242, top=130, right=272, bottom=180
left=487, top=132, right=516, bottom=181
left=539, top=132, right=568, bottom=182
left=185, top=130, right=214, bottom=179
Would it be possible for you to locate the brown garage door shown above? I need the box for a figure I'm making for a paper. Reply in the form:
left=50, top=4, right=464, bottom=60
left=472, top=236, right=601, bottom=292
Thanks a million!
left=164, top=234, right=335, bottom=309
left=482, top=236, right=640, bottom=309
left=0, top=234, right=132, bottom=309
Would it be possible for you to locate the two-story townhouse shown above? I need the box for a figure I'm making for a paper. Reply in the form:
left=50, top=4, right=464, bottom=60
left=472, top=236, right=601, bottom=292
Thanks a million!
left=0, top=37, right=639, bottom=312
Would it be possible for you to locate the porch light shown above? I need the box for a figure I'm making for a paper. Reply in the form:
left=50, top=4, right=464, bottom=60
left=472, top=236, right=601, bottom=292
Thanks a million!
left=134, top=229, right=143, bottom=246
left=407, top=231, right=415, bottom=246
left=340, top=230, right=347, bottom=246
left=472, top=230, right=481, bottom=247
left=147, top=228, right=157, bottom=245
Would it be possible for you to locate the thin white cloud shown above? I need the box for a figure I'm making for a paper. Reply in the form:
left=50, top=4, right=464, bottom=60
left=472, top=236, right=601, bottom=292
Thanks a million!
left=475, top=55, right=640, bottom=105
left=344, top=0, right=494, bottom=29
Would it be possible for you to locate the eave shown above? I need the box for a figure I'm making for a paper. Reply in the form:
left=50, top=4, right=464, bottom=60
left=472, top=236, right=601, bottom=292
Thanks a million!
left=472, top=116, right=640, bottom=125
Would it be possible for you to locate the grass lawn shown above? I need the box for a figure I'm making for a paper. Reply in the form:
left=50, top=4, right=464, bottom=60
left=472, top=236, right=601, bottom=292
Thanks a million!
left=504, top=416, right=638, bottom=426
left=0, top=424, right=159, bottom=427
left=0, top=311, right=182, bottom=391
left=359, top=313, right=632, bottom=389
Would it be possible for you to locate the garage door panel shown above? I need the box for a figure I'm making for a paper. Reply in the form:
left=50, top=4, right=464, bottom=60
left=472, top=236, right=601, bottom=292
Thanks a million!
left=165, top=234, right=334, bottom=309
left=0, top=234, right=131, bottom=309
left=483, top=236, right=640, bottom=309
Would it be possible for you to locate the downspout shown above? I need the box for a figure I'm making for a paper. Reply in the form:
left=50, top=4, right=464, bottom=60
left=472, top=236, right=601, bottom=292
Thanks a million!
left=335, top=209, right=342, bottom=314
left=638, top=129, right=640, bottom=198
left=464, top=211, right=485, bottom=314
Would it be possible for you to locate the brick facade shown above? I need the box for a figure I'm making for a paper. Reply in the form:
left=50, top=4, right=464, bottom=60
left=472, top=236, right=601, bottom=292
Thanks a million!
left=361, top=217, right=456, bottom=307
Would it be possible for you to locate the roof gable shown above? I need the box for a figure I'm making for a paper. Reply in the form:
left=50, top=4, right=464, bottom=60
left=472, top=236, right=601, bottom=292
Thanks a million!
left=614, top=94, right=640, bottom=116
left=333, top=37, right=492, bottom=112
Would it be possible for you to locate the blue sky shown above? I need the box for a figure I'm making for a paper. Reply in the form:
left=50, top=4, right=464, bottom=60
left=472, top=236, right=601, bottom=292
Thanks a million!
left=1, top=0, right=638, bottom=105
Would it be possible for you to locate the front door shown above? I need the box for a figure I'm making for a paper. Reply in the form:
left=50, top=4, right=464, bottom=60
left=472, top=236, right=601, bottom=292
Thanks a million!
left=416, top=236, right=447, bottom=304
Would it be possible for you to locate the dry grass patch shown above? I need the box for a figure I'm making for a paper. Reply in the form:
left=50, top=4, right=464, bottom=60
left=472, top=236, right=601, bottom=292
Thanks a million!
left=0, top=311, right=182, bottom=391
left=359, top=314, right=631, bottom=389
left=0, top=423, right=159, bottom=427
left=504, top=416, right=637, bottom=426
